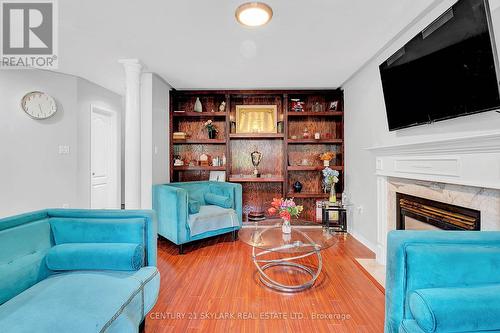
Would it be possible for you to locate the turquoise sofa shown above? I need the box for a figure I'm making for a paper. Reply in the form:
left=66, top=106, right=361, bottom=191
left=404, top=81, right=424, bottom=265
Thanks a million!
left=153, top=181, right=242, bottom=254
left=385, top=230, right=500, bottom=333
left=0, top=209, right=160, bottom=333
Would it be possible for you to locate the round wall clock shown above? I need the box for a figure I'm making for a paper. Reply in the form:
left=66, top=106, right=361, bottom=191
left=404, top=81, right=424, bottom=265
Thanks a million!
left=21, top=91, right=57, bottom=119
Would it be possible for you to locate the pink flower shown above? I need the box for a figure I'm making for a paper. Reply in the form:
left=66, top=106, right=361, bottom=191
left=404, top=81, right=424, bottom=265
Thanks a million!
left=279, top=211, right=291, bottom=221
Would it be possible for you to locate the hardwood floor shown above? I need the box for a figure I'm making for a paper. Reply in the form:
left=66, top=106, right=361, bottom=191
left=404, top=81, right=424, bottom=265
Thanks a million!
left=146, top=233, right=385, bottom=333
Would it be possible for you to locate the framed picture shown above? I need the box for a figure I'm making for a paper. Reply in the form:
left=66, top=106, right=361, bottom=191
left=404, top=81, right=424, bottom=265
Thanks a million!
left=235, top=105, right=277, bottom=133
left=328, top=101, right=339, bottom=111
left=209, top=171, right=226, bottom=182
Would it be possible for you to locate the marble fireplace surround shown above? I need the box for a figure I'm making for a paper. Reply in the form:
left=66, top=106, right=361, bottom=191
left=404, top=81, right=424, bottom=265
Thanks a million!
left=367, top=131, right=500, bottom=265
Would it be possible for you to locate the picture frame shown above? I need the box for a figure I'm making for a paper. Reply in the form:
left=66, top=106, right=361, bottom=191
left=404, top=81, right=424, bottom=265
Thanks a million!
left=235, top=105, right=277, bottom=133
left=328, top=101, right=339, bottom=111
left=209, top=171, right=226, bottom=182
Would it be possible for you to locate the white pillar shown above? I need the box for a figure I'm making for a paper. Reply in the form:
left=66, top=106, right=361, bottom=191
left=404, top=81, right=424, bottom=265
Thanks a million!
left=119, top=59, right=142, bottom=209
left=376, top=175, right=388, bottom=265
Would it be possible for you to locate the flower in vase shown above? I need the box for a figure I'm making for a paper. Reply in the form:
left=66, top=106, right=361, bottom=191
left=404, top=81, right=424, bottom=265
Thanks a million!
left=322, top=167, right=340, bottom=191
left=268, top=197, right=303, bottom=221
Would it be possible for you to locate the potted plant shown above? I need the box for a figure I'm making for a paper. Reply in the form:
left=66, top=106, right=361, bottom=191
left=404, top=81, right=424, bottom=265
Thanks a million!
left=322, top=167, right=340, bottom=203
left=319, top=151, right=335, bottom=167
left=203, top=120, right=218, bottom=139
left=268, top=198, right=303, bottom=234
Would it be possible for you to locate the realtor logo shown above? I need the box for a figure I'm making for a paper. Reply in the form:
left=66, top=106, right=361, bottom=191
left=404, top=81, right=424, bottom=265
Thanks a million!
left=1, top=0, right=58, bottom=68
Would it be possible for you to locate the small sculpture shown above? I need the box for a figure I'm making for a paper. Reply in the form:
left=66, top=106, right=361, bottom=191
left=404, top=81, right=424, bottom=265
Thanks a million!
left=250, top=150, right=263, bottom=178
left=293, top=181, right=303, bottom=193
left=194, top=97, right=202, bottom=113
left=219, top=101, right=226, bottom=112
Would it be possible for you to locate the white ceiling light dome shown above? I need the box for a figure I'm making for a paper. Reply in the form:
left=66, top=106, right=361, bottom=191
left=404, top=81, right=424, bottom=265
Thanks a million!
left=235, top=2, right=273, bottom=27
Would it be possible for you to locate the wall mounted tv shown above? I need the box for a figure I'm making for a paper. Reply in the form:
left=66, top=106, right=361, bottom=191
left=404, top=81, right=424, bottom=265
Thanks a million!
left=379, top=0, right=500, bottom=131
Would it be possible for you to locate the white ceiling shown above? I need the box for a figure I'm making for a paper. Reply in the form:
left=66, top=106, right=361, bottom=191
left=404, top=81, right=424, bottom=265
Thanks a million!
left=57, top=0, right=438, bottom=94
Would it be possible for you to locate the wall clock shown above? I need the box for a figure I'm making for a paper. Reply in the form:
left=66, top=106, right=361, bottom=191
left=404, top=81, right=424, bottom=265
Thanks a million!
left=21, top=91, right=57, bottom=119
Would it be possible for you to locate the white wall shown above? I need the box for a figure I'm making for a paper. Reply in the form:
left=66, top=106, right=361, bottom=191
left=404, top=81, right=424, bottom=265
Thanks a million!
left=344, top=0, right=500, bottom=249
left=76, top=78, right=123, bottom=208
left=140, top=73, right=171, bottom=209
left=0, top=70, right=122, bottom=217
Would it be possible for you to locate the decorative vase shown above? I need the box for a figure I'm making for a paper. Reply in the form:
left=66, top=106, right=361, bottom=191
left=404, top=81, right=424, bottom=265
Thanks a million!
left=293, top=181, right=303, bottom=193
left=208, top=129, right=216, bottom=139
left=194, top=97, right=202, bottom=113
left=329, top=184, right=337, bottom=203
left=282, top=219, right=291, bottom=234
left=323, top=160, right=330, bottom=167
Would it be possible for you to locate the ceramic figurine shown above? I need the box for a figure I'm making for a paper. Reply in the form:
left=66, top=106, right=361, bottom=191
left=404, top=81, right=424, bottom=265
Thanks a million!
left=219, top=101, right=226, bottom=112
left=293, top=181, right=303, bottom=193
left=194, top=97, right=202, bottom=113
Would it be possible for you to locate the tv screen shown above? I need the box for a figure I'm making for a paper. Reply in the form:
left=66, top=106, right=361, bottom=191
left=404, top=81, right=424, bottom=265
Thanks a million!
left=379, top=0, right=500, bottom=131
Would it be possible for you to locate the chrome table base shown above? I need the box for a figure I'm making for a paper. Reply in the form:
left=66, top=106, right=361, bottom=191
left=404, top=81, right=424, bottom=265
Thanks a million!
left=251, top=230, right=322, bottom=292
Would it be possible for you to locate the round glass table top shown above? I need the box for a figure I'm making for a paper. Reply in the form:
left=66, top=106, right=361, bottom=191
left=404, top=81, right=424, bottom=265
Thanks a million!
left=238, top=221, right=338, bottom=254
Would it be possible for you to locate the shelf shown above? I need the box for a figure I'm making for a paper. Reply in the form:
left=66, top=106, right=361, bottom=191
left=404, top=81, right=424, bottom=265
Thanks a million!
left=173, top=139, right=226, bottom=144
left=288, top=165, right=344, bottom=171
left=229, top=176, right=284, bottom=183
left=229, top=133, right=284, bottom=139
left=287, top=139, right=343, bottom=144
left=288, top=111, right=343, bottom=117
left=173, top=112, right=227, bottom=118
left=173, top=166, right=226, bottom=171
left=286, top=192, right=342, bottom=199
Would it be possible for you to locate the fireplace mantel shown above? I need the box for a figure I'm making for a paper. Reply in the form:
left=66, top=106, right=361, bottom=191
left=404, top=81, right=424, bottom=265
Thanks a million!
left=367, top=131, right=500, bottom=190
left=367, top=131, right=500, bottom=264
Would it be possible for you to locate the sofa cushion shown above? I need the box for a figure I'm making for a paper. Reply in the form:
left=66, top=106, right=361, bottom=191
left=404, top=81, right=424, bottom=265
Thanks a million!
left=409, top=284, right=500, bottom=333
left=204, top=192, right=232, bottom=209
left=0, top=218, right=52, bottom=305
left=46, top=243, right=144, bottom=271
left=399, top=320, right=426, bottom=333
left=0, top=267, right=159, bottom=333
left=188, top=199, right=201, bottom=214
left=188, top=205, right=238, bottom=237
left=49, top=217, right=145, bottom=245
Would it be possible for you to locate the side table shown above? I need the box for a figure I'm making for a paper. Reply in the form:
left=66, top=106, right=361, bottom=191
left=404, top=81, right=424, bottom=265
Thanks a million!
left=321, top=202, right=348, bottom=232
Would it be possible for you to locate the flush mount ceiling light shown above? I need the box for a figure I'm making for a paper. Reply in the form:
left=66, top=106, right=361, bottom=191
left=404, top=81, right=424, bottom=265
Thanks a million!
left=235, top=2, right=273, bottom=27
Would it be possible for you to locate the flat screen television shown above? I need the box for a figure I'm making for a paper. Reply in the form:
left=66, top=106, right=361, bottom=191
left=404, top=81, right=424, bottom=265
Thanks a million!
left=379, top=0, right=500, bottom=131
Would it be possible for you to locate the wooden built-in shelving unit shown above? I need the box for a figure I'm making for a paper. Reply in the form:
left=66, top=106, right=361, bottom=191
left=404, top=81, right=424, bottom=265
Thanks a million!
left=170, top=89, right=344, bottom=222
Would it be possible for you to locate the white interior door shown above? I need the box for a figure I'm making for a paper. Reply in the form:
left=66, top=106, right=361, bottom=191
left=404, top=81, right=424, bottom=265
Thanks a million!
left=91, top=106, right=118, bottom=209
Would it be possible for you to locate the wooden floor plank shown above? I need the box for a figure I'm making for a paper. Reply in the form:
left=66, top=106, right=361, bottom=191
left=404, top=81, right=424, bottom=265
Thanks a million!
left=146, top=233, right=385, bottom=332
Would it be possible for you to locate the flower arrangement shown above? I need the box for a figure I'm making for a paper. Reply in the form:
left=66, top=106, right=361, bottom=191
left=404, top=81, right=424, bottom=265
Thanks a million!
left=203, top=120, right=218, bottom=132
left=203, top=120, right=218, bottom=139
left=268, top=197, right=303, bottom=222
left=322, top=167, right=339, bottom=192
left=319, top=151, right=336, bottom=166
left=319, top=151, right=335, bottom=161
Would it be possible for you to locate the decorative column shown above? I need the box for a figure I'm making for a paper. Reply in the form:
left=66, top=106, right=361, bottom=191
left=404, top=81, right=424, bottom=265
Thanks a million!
left=376, top=174, right=388, bottom=265
left=119, top=59, right=142, bottom=209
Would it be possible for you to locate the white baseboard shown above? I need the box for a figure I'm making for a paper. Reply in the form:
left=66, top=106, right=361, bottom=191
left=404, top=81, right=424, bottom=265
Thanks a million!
left=349, top=229, right=377, bottom=254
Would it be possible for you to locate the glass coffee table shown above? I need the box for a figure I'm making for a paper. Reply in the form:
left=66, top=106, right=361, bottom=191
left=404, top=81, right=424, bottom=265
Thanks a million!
left=239, top=221, right=338, bottom=292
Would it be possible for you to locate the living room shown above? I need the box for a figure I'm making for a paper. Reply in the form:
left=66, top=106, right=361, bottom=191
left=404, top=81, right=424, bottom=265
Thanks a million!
left=1, top=0, right=500, bottom=332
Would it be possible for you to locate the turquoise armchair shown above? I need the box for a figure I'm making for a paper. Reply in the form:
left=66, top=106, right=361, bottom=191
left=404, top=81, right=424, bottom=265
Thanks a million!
left=153, top=181, right=242, bottom=254
left=0, top=209, right=160, bottom=333
left=386, top=230, right=500, bottom=333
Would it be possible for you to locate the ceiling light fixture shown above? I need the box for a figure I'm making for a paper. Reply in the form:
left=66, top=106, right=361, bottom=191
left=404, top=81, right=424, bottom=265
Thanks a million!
left=235, top=2, right=273, bottom=27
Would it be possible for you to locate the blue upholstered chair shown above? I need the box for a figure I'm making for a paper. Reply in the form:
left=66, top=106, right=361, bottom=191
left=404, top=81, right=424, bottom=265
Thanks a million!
left=153, top=181, right=242, bottom=254
left=0, top=209, right=160, bottom=333
left=385, top=230, right=500, bottom=333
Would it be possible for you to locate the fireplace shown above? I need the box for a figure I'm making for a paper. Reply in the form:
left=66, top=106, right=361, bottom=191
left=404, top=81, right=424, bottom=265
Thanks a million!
left=396, top=193, right=480, bottom=231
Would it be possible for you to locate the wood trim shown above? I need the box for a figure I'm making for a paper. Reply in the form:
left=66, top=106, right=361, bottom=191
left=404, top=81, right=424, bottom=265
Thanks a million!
left=288, top=111, right=343, bottom=117
left=229, top=176, right=285, bottom=183
left=229, top=133, right=284, bottom=139
left=287, top=139, right=343, bottom=144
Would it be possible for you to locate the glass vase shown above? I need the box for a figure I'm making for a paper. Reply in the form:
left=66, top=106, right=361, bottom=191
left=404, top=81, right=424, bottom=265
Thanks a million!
left=282, top=219, right=291, bottom=234
left=208, top=129, right=216, bottom=139
left=329, top=184, right=337, bottom=203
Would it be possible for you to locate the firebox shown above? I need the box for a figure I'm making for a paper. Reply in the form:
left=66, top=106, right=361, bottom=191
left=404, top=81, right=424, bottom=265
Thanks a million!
left=396, top=193, right=480, bottom=231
